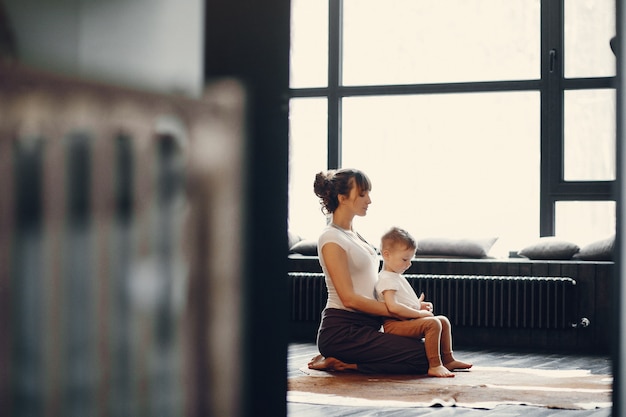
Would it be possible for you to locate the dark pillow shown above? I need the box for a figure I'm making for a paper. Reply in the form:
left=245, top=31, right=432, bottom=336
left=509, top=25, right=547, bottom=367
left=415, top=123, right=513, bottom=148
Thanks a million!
left=414, top=237, right=498, bottom=259
left=518, top=237, right=580, bottom=260
left=289, top=239, right=318, bottom=256
left=574, top=235, right=615, bottom=261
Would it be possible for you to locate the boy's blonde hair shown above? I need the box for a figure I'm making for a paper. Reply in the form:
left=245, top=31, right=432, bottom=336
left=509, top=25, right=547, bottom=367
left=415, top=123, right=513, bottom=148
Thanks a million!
left=380, top=226, right=417, bottom=252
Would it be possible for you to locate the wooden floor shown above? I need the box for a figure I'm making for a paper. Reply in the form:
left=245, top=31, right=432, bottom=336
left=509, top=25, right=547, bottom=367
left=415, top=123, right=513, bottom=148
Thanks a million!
left=287, top=342, right=612, bottom=417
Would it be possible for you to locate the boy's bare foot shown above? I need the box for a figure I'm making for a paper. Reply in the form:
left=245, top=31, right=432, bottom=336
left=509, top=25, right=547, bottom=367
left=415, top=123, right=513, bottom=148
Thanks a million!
left=428, top=365, right=455, bottom=378
left=444, top=359, right=473, bottom=371
left=308, top=354, right=357, bottom=372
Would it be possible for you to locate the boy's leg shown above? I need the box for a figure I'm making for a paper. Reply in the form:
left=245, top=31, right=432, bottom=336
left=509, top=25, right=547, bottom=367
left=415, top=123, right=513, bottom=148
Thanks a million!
left=383, top=318, right=445, bottom=369
left=436, top=315, right=473, bottom=370
left=438, top=315, right=453, bottom=356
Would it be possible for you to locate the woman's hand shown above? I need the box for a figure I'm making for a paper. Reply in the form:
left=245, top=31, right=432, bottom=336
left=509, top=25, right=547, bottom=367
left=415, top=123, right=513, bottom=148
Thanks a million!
left=417, top=310, right=434, bottom=318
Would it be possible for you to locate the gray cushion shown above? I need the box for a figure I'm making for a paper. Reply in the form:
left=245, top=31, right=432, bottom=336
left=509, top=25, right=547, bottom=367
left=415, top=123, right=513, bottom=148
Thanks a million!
left=574, top=235, right=614, bottom=261
left=288, top=230, right=303, bottom=251
left=289, top=239, right=318, bottom=256
left=518, top=237, right=580, bottom=260
left=414, top=237, right=498, bottom=259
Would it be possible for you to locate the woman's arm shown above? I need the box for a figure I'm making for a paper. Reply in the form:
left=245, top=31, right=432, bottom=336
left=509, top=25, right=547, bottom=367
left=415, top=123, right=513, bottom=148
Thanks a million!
left=322, top=242, right=391, bottom=316
left=382, top=290, right=434, bottom=319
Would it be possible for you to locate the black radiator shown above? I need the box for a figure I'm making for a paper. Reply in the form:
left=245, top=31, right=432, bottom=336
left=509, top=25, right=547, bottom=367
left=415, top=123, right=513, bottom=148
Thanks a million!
left=288, top=272, right=329, bottom=322
left=288, top=272, right=577, bottom=329
left=405, top=274, right=577, bottom=329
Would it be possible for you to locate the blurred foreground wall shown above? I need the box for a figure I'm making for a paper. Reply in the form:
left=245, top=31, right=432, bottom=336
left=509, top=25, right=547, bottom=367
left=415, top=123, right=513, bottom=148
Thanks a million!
left=3, top=0, right=205, bottom=97
left=0, top=63, right=247, bottom=417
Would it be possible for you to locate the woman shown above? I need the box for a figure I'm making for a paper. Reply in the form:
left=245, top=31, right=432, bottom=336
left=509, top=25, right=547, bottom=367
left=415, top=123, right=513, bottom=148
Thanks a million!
left=308, top=168, right=429, bottom=374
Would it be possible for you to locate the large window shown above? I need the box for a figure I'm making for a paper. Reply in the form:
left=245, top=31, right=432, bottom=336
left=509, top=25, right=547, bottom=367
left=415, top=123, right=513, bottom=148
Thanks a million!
left=288, top=0, right=615, bottom=255
left=342, top=0, right=540, bottom=85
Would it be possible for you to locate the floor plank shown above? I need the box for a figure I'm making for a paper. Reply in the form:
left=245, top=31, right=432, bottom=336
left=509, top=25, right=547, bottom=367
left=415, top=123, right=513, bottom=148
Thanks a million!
left=287, top=343, right=612, bottom=417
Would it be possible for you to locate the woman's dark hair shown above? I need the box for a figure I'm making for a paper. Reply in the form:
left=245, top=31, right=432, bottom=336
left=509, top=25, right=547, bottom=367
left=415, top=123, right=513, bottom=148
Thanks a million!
left=313, top=168, right=371, bottom=214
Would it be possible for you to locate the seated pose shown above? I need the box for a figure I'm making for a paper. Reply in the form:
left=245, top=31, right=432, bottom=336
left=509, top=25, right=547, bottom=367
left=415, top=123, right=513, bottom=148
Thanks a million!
left=307, top=168, right=430, bottom=374
left=375, top=226, right=472, bottom=377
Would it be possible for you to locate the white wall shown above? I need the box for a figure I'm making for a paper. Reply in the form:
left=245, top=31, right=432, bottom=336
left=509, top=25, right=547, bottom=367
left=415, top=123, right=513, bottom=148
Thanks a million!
left=5, top=0, right=204, bottom=97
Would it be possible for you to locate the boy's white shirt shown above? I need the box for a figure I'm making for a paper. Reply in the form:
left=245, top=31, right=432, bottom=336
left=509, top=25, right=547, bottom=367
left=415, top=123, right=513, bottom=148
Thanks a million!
left=376, top=269, right=422, bottom=310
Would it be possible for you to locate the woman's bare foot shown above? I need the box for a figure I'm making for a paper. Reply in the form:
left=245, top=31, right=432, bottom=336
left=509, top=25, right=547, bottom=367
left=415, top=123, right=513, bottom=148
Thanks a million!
left=428, top=365, right=455, bottom=378
left=307, top=354, right=357, bottom=372
left=444, top=359, right=473, bottom=371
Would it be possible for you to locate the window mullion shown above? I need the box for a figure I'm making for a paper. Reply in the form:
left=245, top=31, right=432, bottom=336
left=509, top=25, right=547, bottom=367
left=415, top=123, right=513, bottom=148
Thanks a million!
left=327, top=0, right=342, bottom=169
left=540, top=0, right=564, bottom=237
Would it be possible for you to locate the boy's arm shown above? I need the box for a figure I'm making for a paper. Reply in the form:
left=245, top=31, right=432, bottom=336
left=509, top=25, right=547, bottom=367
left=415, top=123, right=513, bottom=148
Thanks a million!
left=416, top=292, right=434, bottom=312
left=382, top=290, right=434, bottom=319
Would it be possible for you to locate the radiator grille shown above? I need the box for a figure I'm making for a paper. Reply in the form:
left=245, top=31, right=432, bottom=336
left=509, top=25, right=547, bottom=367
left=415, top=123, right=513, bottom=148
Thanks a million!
left=289, top=272, right=328, bottom=321
left=288, top=272, right=577, bottom=329
left=405, top=274, right=576, bottom=329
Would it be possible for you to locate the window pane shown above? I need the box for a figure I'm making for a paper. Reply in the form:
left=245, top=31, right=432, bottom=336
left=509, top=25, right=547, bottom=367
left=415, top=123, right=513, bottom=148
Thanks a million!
left=342, top=0, right=540, bottom=86
left=289, top=0, right=328, bottom=88
left=342, top=92, right=540, bottom=256
left=288, top=98, right=328, bottom=239
left=564, top=89, right=616, bottom=181
left=564, top=0, right=616, bottom=78
left=555, top=201, right=615, bottom=246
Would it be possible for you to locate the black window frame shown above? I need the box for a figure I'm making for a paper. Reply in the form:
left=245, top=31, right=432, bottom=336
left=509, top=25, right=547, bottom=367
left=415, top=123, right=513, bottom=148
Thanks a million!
left=289, top=0, right=616, bottom=237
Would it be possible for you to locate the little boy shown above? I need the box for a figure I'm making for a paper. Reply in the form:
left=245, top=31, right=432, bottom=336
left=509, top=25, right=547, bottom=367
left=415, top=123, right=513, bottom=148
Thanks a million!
left=375, top=226, right=472, bottom=377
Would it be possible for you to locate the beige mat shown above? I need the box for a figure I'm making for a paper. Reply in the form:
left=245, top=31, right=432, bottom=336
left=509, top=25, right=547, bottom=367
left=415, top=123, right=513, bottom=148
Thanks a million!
left=288, top=365, right=612, bottom=410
